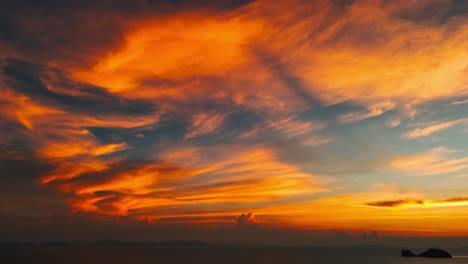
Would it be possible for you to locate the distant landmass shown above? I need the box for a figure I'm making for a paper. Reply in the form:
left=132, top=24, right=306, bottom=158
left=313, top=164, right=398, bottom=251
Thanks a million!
left=401, top=248, right=452, bottom=258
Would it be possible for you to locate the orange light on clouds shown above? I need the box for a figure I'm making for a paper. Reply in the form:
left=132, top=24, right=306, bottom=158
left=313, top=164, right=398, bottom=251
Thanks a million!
left=2, top=0, right=468, bottom=237
left=391, top=147, right=468, bottom=176
left=39, top=160, right=110, bottom=184
left=249, top=0, right=468, bottom=111
left=40, top=145, right=329, bottom=218
left=73, top=14, right=264, bottom=92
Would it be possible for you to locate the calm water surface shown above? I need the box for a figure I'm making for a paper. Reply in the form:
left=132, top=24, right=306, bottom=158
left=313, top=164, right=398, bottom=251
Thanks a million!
left=1, top=246, right=466, bottom=264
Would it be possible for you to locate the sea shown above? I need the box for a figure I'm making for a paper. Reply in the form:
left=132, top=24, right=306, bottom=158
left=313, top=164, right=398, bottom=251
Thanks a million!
left=1, top=246, right=467, bottom=264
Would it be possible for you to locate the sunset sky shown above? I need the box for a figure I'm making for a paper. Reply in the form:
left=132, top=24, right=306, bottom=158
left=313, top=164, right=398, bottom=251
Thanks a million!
left=1, top=0, right=467, bottom=242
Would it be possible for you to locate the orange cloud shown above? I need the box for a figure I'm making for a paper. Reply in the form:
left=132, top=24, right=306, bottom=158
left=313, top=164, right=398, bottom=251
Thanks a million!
left=69, top=0, right=468, bottom=122
left=235, top=212, right=258, bottom=228
left=39, top=144, right=329, bottom=218
left=72, top=13, right=264, bottom=93
left=0, top=90, right=64, bottom=130
left=391, top=147, right=468, bottom=175
left=40, top=141, right=129, bottom=159
left=0, top=80, right=156, bottom=165
left=39, top=159, right=111, bottom=184
left=248, top=0, right=468, bottom=117
left=185, top=112, right=226, bottom=139
left=366, top=197, right=468, bottom=209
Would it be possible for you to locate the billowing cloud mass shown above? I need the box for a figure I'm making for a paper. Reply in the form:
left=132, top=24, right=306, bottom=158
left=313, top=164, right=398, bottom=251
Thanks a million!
left=1, top=0, right=468, bottom=239
left=235, top=213, right=258, bottom=229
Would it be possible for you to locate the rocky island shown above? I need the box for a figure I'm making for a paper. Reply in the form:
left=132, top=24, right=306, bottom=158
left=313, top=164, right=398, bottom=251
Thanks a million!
left=401, top=248, right=452, bottom=258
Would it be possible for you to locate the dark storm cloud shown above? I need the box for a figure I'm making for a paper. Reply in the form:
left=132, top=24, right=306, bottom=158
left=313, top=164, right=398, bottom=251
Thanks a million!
left=3, top=59, right=157, bottom=116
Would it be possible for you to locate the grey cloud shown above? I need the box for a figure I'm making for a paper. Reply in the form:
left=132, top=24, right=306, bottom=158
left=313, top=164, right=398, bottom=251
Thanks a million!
left=2, top=59, right=158, bottom=117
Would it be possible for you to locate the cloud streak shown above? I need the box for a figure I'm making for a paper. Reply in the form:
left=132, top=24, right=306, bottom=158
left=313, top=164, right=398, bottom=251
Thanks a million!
left=403, top=118, right=468, bottom=138
left=391, top=147, right=468, bottom=175
left=37, top=145, right=329, bottom=220
left=366, top=197, right=468, bottom=208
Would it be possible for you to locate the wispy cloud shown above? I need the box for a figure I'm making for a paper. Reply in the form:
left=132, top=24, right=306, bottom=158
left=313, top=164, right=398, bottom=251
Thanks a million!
left=451, top=98, right=468, bottom=105
left=402, top=118, right=468, bottom=139
left=387, top=118, right=401, bottom=128
left=258, top=0, right=468, bottom=110
left=366, top=199, right=424, bottom=208
left=185, top=112, right=226, bottom=139
left=39, top=144, right=330, bottom=218
left=366, top=197, right=468, bottom=208
left=338, top=102, right=396, bottom=123
left=391, top=147, right=468, bottom=175
left=267, top=117, right=331, bottom=145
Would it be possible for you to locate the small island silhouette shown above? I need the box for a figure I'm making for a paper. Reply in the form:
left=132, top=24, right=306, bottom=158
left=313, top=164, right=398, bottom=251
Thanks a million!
left=401, top=248, right=452, bottom=258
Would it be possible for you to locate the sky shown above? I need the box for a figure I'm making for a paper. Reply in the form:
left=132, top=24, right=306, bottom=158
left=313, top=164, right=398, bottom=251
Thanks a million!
left=0, top=0, right=467, bottom=243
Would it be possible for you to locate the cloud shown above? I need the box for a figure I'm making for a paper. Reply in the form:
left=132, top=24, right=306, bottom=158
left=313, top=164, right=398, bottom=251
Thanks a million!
left=451, top=98, right=468, bottom=105
left=387, top=118, right=401, bottom=128
left=40, top=141, right=130, bottom=159
left=185, top=112, right=226, bottom=139
left=255, top=0, right=468, bottom=112
left=402, top=118, right=468, bottom=138
left=266, top=117, right=331, bottom=146
left=56, top=0, right=468, bottom=117
left=391, top=147, right=468, bottom=175
left=39, top=159, right=111, bottom=184
left=3, top=59, right=158, bottom=116
left=4, top=0, right=468, bottom=113
left=71, top=14, right=264, bottom=93
left=366, top=197, right=468, bottom=209
left=338, top=102, right=396, bottom=123
left=37, top=144, right=329, bottom=219
left=235, top=212, right=258, bottom=228
left=267, top=117, right=325, bottom=138
left=366, top=199, right=424, bottom=208
left=0, top=59, right=159, bottom=165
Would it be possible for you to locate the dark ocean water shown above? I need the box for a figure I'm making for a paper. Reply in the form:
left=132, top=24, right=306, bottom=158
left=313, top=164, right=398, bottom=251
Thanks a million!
left=1, top=246, right=466, bottom=264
